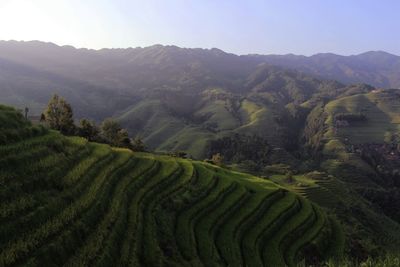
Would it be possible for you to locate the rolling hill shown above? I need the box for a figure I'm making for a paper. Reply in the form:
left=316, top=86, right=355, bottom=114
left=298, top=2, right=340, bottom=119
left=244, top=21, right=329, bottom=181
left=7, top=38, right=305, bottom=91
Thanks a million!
left=0, top=105, right=343, bottom=266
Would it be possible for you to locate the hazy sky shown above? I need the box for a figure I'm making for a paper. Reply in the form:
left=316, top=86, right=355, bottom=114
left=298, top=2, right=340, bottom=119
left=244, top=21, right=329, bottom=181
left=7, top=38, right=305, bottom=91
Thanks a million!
left=0, top=0, right=399, bottom=55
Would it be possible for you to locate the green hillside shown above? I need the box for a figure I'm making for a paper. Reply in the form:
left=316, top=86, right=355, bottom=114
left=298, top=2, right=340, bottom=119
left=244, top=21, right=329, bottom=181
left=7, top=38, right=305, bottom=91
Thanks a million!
left=117, top=90, right=285, bottom=158
left=300, top=89, right=400, bottom=256
left=320, top=90, right=400, bottom=184
left=0, top=105, right=343, bottom=266
left=116, top=71, right=358, bottom=159
left=324, top=89, right=400, bottom=144
left=0, top=41, right=362, bottom=159
left=268, top=171, right=400, bottom=255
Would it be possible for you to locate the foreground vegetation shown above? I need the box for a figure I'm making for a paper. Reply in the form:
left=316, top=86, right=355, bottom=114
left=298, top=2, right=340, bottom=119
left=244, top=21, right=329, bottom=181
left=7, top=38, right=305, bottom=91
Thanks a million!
left=0, top=104, right=344, bottom=266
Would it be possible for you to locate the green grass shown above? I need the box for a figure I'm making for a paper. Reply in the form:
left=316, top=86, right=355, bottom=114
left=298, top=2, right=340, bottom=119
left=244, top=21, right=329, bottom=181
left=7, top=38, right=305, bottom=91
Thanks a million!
left=195, top=99, right=240, bottom=131
left=0, top=105, right=342, bottom=266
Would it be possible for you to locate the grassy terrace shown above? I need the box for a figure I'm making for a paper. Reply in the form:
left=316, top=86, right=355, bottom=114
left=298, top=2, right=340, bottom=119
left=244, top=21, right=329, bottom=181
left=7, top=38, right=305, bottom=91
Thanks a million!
left=0, top=106, right=342, bottom=266
left=324, top=90, right=400, bottom=144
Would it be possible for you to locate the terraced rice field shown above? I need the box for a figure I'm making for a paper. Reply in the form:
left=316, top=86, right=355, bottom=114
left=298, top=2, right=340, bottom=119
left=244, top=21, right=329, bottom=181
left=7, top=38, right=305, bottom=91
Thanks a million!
left=324, top=90, right=400, bottom=144
left=0, top=106, right=341, bottom=266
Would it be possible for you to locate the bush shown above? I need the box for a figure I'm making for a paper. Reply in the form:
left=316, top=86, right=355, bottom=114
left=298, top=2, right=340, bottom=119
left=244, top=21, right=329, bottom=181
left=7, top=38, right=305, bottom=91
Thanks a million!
left=334, top=113, right=367, bottom=122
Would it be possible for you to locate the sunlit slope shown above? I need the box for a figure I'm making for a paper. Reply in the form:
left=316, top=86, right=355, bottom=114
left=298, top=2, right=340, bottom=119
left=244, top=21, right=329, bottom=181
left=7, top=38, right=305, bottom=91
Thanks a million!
left=320, top=89, right=400, bottom=182
left=117, top=92, right=283, bottom=158
left=117, top=99, right=215, bottom=158
left=324, top=89, right=400, bottom=143
left=0, top=106, right=341, bottom=266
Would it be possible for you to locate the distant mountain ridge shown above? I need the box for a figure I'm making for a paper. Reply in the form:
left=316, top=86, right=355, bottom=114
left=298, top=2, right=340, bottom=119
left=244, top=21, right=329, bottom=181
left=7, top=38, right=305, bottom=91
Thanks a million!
left=251, top=50, right=400, bottom=89
left=1, top=41, right=399, bottom=90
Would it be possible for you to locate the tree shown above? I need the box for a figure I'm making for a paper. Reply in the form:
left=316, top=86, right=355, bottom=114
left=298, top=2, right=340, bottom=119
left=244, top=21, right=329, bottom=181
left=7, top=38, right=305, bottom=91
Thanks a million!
left=100, top=118, right=131, bottom=148
left=117, top=129, right=131, bottom=148
left=100, top=118, right=120, bottom=145
left=211, top=153, right=224, bottom=166
left=131, top=137, right=146, bottom=152
left=78, top=119, right=99, bottom=141
left=44, top=94, right=75, bottom=134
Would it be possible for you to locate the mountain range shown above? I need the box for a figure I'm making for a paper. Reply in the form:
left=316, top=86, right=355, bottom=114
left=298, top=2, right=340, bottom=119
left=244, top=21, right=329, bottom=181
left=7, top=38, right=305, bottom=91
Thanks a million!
left=1, top=40, right=398, bottom=155
left=253, top=51, right=400, bottom=89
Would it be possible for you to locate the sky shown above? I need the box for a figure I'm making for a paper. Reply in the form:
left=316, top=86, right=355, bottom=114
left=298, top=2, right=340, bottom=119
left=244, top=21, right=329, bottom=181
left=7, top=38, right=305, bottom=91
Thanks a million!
left=0, top=0, right=399, bottom=56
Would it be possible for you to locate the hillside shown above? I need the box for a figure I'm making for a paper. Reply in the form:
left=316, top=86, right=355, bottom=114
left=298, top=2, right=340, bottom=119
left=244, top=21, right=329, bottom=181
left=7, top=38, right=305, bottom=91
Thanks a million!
left=0, top=105, right=342, bottom=266
left=0, top=41, right=357, bottom=157
left=115, top=70, right=376, bottom=158
left=324, top=89, right=400, bottom=144
left=318, top=89, right=400, bottom=188
left=1, top=41, right=399, bottom=118
left=300, top=89, right=400, bottom=255
left=254, top=51, right=400, bottom=89
left=2, top=41, right=396, bottom=158
left=0, top=41, right=255, bottom=118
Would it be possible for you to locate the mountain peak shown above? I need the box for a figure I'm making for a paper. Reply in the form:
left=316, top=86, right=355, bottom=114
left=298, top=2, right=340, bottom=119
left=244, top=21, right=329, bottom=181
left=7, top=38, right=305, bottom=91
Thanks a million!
left=358, top=50, right=398, bottom=57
